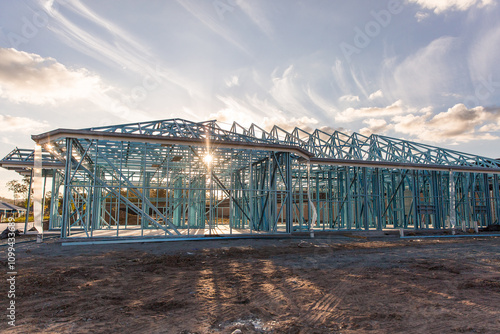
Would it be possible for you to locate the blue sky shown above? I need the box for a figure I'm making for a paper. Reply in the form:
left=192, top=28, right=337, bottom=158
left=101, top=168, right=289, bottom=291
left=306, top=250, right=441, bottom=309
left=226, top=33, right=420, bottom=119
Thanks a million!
left=0, top=0, right=500, bottom=197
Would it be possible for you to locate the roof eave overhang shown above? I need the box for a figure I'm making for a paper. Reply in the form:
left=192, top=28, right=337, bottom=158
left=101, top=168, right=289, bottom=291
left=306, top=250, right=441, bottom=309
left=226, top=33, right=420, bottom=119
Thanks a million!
left=32, top=129, right=315, bottom=160
left=31, top=129, right=500, bottom=174
left=0, top=161, right=64, bottom=169
left=308, top=157, right=500, bottom=174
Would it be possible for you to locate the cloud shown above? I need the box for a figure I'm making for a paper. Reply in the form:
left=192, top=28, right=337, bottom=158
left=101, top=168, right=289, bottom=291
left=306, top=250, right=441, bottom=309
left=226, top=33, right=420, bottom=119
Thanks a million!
left=214, top=95, right=270, bottom=124
left=263, top=115, right=319, bottom=133
left=269, top=65, right=310, bottom=114
left=212, top=64, right=341, bottom=131
left=331, top=59, right=350, bottom=95
left=336, top=100, right=405, bottom=122
left=42, top=0, right=153, bottom=74
left=0, top=48, right=101, bottom=105
left=306, top=86, right=337, bottom=115
left=335, top=101, right=500, bottom=143
left=468, top=23, right=500, bottom=86
left=262, top=115, right=341, bottom=143
left=415, top=11, right=430, bottom=21
left=0, top=48, right=151, bottom=122
left=0, top=114, right=49, bottom=133
left=225, top=75, right=239, bottom=87
left=408, top=0, right=494, bottom=14
left=210, top=105, right=338, bottom=136
left=237, top=0, right=274, bottom=38
left=332, top=63, right=370, bottom=99
left=368, top=89, right=384, bottom=100
left=391, top=36, right=464, bottom=106
left=339, top=94, right=360, bottom=103
left=211, top=97, right=317, bottom=132
left=41, top=0, right=202, bottom=99
left=209, top=107, right=257, bottom=128
left=391, top=103, right=500, bottom=142
left=359, top=118, right=393, bottom=136
left=175, top=0, right=250, bottom=55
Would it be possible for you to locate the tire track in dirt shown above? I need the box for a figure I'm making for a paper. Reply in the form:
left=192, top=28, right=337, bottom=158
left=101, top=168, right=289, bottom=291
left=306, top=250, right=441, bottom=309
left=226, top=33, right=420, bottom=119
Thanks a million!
left=5, top=237, right=500, bottom=333
left=302, top=265, right=369, bottom=328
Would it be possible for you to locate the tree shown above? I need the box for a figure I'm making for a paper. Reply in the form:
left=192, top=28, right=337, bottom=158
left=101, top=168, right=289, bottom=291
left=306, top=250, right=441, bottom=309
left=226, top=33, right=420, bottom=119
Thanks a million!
left=43, top=191, right=62, bottom=213
left=6, top=177, right=30, bottom=206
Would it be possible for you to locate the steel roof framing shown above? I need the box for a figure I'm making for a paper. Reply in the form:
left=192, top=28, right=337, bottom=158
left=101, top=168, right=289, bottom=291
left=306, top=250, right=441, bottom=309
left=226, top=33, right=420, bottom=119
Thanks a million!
left=2, top=118, right=500, bottom=240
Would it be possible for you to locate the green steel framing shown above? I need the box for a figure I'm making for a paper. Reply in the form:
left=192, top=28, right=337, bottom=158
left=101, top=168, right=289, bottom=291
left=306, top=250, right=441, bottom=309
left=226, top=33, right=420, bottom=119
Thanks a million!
left=2, top=118, right=500, bottom=239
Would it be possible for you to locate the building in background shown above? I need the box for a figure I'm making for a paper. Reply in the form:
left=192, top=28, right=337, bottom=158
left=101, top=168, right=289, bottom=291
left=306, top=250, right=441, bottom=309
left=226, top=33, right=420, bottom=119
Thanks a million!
left=0, top=200, right=26, bottom=222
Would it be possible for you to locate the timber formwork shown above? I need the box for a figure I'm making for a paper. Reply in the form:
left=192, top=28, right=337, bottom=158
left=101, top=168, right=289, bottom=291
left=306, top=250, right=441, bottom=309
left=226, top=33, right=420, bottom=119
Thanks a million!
left=2, top=118, right=500, bottom=239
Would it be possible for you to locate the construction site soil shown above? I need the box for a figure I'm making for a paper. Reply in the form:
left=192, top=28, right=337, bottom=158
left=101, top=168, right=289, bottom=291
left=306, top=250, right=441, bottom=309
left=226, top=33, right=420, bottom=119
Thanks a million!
left=1, top=234, right=499, bottom=333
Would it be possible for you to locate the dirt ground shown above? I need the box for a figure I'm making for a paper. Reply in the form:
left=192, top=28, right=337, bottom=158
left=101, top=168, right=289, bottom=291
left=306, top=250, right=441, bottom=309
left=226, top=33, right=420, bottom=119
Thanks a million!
left=1, top=234, right=499, bottom=333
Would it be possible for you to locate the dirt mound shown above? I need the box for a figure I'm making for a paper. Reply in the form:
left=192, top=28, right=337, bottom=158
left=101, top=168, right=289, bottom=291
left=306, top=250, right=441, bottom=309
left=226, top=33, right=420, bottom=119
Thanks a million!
left=1, top=227, right=20, bottom=239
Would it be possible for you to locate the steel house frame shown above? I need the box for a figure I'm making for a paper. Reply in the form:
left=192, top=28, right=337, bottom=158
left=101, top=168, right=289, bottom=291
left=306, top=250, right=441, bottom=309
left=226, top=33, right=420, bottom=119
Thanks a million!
left=2, top=118, right=500, bottom=239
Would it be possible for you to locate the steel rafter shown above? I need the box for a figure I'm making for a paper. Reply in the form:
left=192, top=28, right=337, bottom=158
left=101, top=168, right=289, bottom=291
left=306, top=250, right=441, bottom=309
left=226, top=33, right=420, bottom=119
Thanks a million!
left=2, top=118, right=500, bottom=239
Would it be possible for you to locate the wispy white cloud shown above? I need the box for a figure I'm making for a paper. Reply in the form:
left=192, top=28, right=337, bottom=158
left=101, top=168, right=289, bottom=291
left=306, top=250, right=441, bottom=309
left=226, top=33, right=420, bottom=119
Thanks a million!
left=175, top=0, right=251, bottom=55
left=348, top=66, right=369, bottom=99
left=408, top=0, right=495, bottom=14
left=339, top=94, right=360, bottom=103
left=331, top=59, right=351, bottom=95
left=214, top=61, right=356, bottom=126
left=269, top=65, right=309, bottom=114
left=41, top=0, right=152, bottom=75
left=212, top=92, right=335, bottom=134
left=56, top=0, right=147, bottom=56
left=237, top=0, right=274, bottom=38
left=468, top=22, right=500, bottom=85
left=391, top=36, right=463, bottom=105
left=1, top=0, right=498, bottom=151
left=306, top=86, right=337, bottom=115
left=40, top=0, right=203, bottom=99
left=330, top=59, right=371, bottom=99
left=213, top=95, right=266, bottom=125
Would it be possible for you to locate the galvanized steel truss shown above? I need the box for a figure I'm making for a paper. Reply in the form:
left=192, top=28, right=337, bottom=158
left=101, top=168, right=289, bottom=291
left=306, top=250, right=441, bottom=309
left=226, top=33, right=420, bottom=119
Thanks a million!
left=2, top=118, right=500, bottom=238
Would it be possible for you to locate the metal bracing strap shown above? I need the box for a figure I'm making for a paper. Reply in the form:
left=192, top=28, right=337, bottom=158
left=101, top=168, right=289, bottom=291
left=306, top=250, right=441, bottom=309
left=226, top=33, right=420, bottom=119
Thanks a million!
left=332, top=168, right=358, bottom=227
left=96, top=152, right=181, bottom=235
left=66, top=148, right=178, bottom=235
left=102, top=185, right=173, bottom=235
left=210, top=171, right=253, bottom=224
left=69, top=140, right=94, bottom=184
left=256, top=155, right=280, bottom=231
left=187, top=146, right=253, bottom=224
left=381, top=170, right=410, bottom=219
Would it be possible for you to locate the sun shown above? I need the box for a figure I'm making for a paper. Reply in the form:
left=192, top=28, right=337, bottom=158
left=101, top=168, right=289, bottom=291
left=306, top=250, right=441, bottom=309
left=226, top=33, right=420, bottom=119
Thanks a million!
left=203, top=153, right=213, bottom=165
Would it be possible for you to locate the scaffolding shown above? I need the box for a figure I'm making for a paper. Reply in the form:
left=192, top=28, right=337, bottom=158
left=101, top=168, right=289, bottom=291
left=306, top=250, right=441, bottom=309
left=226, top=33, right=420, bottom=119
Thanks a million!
left=2, top=118, right=500, bottom=239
